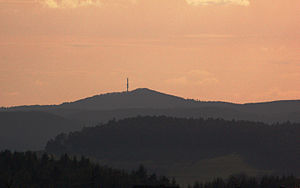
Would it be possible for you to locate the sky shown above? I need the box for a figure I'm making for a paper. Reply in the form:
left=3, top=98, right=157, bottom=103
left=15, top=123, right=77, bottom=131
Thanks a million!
left=0, top=0, right=300, bottom=106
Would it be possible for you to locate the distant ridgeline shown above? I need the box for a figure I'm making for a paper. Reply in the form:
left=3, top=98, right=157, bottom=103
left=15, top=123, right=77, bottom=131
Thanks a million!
left=1, top=88, right=300, bottom=151
left=45, top=116, right=300, bottom=180
left=2, top=88, right=300, bottom=124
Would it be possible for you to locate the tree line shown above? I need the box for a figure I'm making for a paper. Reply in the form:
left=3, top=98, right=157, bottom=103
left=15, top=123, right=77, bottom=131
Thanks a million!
left=0, top=151, right=299, bottom=188
left=0, top=151, right=177, bottom=188
left=46, top=116, right=300, bottom=174
left=189, top=174, right=300, bottom=188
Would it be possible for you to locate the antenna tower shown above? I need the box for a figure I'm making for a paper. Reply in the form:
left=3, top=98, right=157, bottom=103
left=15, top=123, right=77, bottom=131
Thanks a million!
left=127, top=78, right=129, bottom=92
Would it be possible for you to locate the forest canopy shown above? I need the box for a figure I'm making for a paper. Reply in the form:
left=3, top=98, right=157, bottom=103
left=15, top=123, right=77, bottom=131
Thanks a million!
left=46, top=116, right=300, bottom=176
left=0, top=150, right=176, bottom=188
left=0, top=150, right=299, bottom=188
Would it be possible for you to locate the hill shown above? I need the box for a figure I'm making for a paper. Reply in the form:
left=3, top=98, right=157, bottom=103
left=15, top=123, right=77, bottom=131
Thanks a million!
left=45, top=116, right=300, bottom=183
left=0, top=111, right=82, bottom=151
left=2, top=88, right=300, bottom=124
left=1, top=88, right=299, bottom=151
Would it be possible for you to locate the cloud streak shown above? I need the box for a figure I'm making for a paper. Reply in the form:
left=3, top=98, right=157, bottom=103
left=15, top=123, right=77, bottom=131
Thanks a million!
left=165, top=70, right=219, bottom=86
left=42, top=0, right=102, bottom=8
left=186, top=0, right=250, bottom=6
left=40, top=0, right=250, bottom=8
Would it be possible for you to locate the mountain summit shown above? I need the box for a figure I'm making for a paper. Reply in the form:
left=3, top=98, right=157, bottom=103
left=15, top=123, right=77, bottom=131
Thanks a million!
left=60, top=88, right=198, bottom=110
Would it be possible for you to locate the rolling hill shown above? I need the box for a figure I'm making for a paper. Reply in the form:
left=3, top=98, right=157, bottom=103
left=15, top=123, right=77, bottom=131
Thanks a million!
left=2, top=88, right=300, bottom=124
left=45, top=116, right=300, bottom=183
left=1, top=88, right=300, bottom=151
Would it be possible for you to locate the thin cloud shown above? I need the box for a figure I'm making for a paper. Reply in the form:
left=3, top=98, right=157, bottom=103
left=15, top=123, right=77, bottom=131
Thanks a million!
left=0, top=0, right=36, bottom=4
left=165, top=70, right=219, bottom=86
left=186, top=0, right=250, bottom=6
left=184, top=34, right=235, bottom=39
left=40, top=0, right=138, bottom=8
left=3, top=91, right=20, bottom=97
left=42, top=0, right=102, bottom=8
left=40, top=0, right=249, bottom=8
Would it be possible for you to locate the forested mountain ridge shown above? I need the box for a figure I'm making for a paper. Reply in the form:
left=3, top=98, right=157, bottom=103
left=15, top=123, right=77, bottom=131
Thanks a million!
left=45, top=116, right=300, bottom=182
left=1, top=88, right=232, bottom=110
left=1, top=88, right=300, bottom=124
left=1, top=88, right=300, bottom=151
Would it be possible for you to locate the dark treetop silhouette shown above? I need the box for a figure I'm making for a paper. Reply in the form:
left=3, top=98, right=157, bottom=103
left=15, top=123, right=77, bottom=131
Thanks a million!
left=46, top=116, right=300, bottom=181
left=1, top=150, right=299, bottom=188
left=0, top=151, right=177, bottom=188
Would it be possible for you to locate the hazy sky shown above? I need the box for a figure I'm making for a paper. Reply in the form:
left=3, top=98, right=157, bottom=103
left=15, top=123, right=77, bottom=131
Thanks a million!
left=0, top=0, right=299, bottom=106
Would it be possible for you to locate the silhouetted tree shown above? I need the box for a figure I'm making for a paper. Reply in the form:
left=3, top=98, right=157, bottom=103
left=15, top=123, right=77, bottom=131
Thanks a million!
left=0, top=151, right=175, bottom=188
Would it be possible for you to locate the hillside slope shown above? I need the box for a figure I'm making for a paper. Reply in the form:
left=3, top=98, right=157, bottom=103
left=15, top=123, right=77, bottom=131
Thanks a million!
left=45, top=116, right=300, bottom=181
left=0, top=111, right=82, bottom=151
left=2, top=88, right=300, bottom=124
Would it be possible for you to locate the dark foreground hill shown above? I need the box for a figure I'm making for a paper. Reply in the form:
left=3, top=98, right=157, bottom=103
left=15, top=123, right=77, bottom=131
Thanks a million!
left=0, top=111, right=82, bottom=151
left=0, top=151, right=176, bottom=188
left=2, top=88, right=300, bottom=124
left=45, top=116, right=300, bottom=183
left=1, top=151, right=299, bottom=188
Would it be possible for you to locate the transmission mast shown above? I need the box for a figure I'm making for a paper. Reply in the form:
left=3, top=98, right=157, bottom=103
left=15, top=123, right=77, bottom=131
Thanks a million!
left=127, top=78, right=129, bottom=92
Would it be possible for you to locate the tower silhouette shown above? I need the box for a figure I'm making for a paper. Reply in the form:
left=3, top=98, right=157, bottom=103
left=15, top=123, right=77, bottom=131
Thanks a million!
left=127, top=78, right=129, bottom=92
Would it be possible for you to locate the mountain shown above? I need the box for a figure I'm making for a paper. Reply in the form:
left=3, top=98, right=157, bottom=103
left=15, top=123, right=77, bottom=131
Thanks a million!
left=0, top=111, right=82, bottom=151
left=61, top=88, right=202, bottom=110
left=45, top=116, right=300, bottom=183
left=3, top=88, right=223, bottom=111
left=2, top=88, right=300, bottom=124
left=1, top=88, right=299, bottom=151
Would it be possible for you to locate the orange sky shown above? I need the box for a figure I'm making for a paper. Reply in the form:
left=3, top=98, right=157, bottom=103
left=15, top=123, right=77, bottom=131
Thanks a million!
left=0, top=0, right=300, bottom=106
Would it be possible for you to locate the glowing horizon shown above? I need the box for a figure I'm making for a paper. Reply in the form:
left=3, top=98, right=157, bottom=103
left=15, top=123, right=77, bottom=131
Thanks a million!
left=0, top=0, right=299, bottom=106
